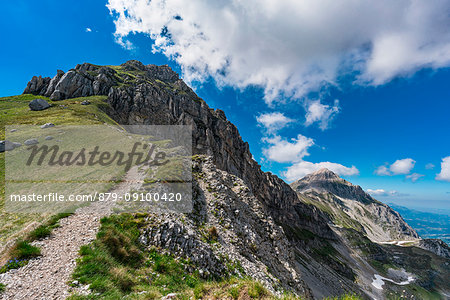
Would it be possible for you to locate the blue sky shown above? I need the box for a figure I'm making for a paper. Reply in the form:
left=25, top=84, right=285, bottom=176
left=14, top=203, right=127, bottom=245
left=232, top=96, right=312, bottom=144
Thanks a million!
left=1, top=0, right=450, bottom=212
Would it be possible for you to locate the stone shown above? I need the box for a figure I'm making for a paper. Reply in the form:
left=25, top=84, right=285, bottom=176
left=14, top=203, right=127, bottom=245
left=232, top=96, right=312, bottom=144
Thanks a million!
left=41, top=123, right=55, bottom=129
left=45, top=136, right=54, bottom=140
left=0, top=140, right=15, bottom=152
left=10, top=129, right=17, bottom=132
left=81, top=100, right=90, bottom=105
left=24, top=138, right=39, bottom=145
left=29, top=99, right=51, bottom=111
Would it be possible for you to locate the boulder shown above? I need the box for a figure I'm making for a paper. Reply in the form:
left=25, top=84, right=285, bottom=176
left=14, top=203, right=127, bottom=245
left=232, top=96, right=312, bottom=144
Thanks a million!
left=45, top=136, right=53, bottom=140
left=29, top=99, right=51, bottom=111
left=24, top=138, right=39, bottom=146
left=41, top=123, right=55, bottom=129
left=0, top=140, right=15, bottom=152
left=81, top=100, right=90, bottom=105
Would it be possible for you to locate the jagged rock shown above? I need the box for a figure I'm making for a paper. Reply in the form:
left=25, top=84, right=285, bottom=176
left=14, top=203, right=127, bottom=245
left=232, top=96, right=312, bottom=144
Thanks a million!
left=29, top=98, right=51, bottom=111
left=50, top=70, right=94, bottom=100
left=106, top=70, right=333, bottom=240
left=41, top=123, right=55, bottom=129
left=24, top=138, right=39, bottom=145
left=23, top=76, right=51, bottom=95
left=418, top=239, right=450, bottom=259
left=45, top=70, right=65, bottom=97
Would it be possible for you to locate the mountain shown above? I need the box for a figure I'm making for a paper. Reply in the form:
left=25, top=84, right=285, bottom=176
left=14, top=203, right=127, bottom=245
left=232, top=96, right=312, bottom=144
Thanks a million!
left=1, top=60, right=449, bottom=299
left=291, top=168, right=419, bottom=242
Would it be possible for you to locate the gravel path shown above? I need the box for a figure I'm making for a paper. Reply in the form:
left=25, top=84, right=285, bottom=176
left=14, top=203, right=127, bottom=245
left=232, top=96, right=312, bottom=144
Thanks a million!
left=0, top=167, right=144, bottom=299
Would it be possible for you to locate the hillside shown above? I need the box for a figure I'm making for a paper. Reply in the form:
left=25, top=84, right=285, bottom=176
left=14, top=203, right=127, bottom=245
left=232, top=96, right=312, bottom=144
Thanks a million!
left=0, top=61, right=449, bottom=299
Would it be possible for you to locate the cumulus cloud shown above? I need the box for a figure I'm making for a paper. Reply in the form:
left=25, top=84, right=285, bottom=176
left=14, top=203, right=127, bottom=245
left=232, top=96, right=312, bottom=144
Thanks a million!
left=262, top=135, right=314, bottom=163
left=304, top=99, right=340, bottom=130
left=390, top=158, right=416, bottom=175
left=85, top=27, right=92, bottom=32
left=256, top=112, right=294, bottom=134
left=375, top=158, right=416, bottom=176
left=107, top=0, right=450, bottom=104
left=284, top=161, right=359, bottom=181
left=436, top=156, right=450, bottom=182
left=406, top=173, right=424, bottom=182
left=375, top=165, right=391, bottom=176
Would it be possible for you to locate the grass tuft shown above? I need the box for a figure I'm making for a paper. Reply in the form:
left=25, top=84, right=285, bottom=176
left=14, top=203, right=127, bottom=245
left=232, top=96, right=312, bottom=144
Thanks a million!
left=11, top=241, right=41, bottom=259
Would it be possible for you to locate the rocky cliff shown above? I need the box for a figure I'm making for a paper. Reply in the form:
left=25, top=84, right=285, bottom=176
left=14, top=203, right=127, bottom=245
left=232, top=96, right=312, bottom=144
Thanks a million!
left=24, top=60, right=333, bottom=242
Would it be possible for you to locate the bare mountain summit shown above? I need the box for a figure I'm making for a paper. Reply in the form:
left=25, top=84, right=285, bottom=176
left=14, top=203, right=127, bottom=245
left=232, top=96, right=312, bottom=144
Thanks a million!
left=291, top=168, right=419, bottom=242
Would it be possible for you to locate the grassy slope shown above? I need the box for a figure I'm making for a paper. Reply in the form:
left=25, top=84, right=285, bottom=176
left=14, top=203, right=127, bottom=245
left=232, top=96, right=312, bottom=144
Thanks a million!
left=69, top=213, right=361, bottom=300
left=0, top=94, right=117, bottom=253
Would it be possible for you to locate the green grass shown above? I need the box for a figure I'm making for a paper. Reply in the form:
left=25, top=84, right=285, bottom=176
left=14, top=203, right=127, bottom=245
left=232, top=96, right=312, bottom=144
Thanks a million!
left=11, top=241, right=40, bottom=259
left=0, top=282, right=5, bottom=293
left=324, top=295, right=362, bottom=300
left=0, top=94, right=118, bottom=250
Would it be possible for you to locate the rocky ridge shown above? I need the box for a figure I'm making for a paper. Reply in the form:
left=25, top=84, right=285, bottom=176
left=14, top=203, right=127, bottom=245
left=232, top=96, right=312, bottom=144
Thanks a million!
left=24, top=60, right=334, bottom=242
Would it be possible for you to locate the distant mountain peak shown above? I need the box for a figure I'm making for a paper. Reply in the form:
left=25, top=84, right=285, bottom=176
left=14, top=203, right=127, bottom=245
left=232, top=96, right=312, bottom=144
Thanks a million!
left=291, top=169, right=374, bottom=204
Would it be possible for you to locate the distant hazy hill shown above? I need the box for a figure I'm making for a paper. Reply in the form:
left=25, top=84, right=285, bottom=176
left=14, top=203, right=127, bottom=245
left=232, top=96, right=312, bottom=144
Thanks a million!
left=388, top=204, right=450, bottom=245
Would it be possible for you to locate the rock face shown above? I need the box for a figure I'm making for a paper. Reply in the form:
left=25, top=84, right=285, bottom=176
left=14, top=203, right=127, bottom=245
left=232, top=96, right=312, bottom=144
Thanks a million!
left=23, top=76, right=51, bottom=96
left=28, top=98, right=51, bottom=111
left=291, top=169, right=419, bottom=242
left=139, top=157, right=319, bottom=297
left=105, top=61, right=334, bottom=240
left=418, top=239, right=450, bottom=259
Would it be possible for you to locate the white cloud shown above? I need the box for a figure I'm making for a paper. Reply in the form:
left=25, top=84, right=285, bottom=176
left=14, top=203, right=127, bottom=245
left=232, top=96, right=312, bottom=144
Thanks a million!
left=436, top=156, right=450, bottom=182
left=262, top=134, right=314, bottom=163
left=375, top=165, right=391, bottom=176
left=85, top=27, right=92, bottom=32
left=284, top=161, right=359, bottom=181
left=376, top=158, right=416, bottom=176
left=367, top=189, right=388, bottom=196
left=304, top=99, right=340, bottom=130
left=406, top=173, right=424, bottom=182
left=107, top=0, right=450, bottom=104
left=425, top=163, right=435, bottom=170
left=390, top=158, right=415, bottom=175
left=256, top=112, right=294, bottom=134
